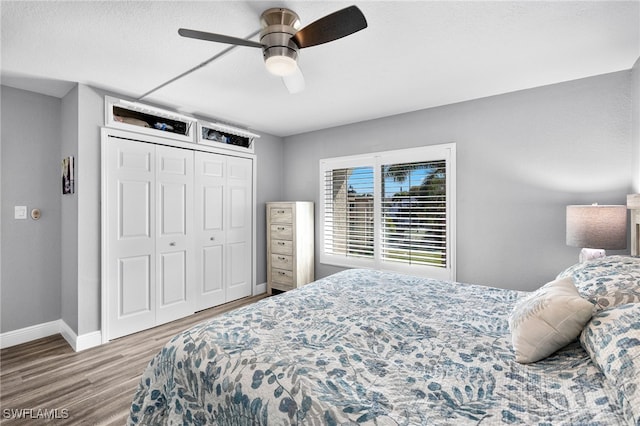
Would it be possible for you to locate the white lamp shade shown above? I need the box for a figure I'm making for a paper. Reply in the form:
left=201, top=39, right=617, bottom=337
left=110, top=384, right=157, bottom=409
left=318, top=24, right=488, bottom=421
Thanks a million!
left=566, top=205, right=627, bottom=250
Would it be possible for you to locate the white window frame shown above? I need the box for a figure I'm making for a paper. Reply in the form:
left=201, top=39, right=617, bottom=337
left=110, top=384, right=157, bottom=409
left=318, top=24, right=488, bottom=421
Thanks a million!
left=319, top=143, right=456, bottom=281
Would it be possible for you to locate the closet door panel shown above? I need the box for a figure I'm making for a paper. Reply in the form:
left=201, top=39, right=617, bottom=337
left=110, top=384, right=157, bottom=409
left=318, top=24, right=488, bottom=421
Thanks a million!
left=202, top=245, right=224, bottom=293
left=225, top=157, right=252, bottom=301
left=229, top=187, right=247, bottom=229
left=159, top=183, right=187, bottom=235
left=203, top=186, right=224, bottom=231
left=226, top=241, right=251, bottom=300
left=159, top=251, right=187, bottom=305
left=120, top=181, right=151, bottom=240
left=155, top=145, right=194, bottom=325
left=195, top=152, right=227, bottom=310
left=106, top=139, right=156, bottom=340
left=119, top=255, right=152, bottom=315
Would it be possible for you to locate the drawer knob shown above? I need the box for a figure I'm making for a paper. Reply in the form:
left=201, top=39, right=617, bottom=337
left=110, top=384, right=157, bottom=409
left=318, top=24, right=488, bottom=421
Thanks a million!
left=277, top=242, right=285, bottom=246
left=278, top=256, right=286, bottom=260
left=169, top=242, right=176, bottom=246
left=277, top=210, right=285, bottom=214
left=278, top=271, right=286, bottom=276
left=210, top=237, right=215, bottom=241
left=277, top=227, right=285, bottom=231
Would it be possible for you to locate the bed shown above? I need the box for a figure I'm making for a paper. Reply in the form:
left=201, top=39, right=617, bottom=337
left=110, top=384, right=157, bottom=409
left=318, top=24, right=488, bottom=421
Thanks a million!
left=128, top=255, right=640, bottom=425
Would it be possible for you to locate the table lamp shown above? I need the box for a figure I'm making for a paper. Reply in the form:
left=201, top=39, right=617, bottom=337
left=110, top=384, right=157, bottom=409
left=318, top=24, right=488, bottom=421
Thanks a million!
left=566, top=204, right=626, bottom=262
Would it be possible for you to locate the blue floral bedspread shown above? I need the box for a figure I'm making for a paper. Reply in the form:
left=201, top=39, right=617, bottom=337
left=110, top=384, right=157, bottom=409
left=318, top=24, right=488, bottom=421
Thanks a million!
left=128, top=269, right=625, bottom=425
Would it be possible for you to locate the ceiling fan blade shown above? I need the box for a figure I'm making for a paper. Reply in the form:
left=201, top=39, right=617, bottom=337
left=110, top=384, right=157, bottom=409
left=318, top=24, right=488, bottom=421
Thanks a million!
left=291, top=5, right=367, bottom=49
left=178, top=28, right=264, bottom=49
left=283, top=66, right=305, bottom=94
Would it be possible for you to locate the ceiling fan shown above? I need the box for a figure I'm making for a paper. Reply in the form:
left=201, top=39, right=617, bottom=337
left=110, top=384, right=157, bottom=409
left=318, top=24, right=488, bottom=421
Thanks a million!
left=178, top=5, right=367, bottom=94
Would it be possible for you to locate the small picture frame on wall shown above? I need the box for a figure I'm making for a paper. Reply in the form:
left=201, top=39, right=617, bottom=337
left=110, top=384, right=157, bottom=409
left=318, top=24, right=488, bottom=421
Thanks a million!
left=62, top=156, right=75, bottom=194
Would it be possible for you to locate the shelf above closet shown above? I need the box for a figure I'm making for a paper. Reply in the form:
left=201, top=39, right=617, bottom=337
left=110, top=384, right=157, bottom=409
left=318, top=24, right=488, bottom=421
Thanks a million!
left=104, top=97, right=261, bottom=153
left=105, top=96, right=196, bottom=143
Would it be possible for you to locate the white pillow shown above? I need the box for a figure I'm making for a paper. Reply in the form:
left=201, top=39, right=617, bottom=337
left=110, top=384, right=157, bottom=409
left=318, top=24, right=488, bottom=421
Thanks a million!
left=509, top=276, right=594, bottom=363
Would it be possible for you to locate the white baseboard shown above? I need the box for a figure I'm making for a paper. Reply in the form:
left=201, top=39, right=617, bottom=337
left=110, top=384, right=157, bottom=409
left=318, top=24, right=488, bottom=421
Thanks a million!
left=1, top=320, right=102, bottom=352
left=2, top=285, right=263, bottom=351
left=255, top=281, right=267, bottom=294
left=76, top=331, right=103, bottom=351
left=0, top=320, right=61, bottom=350
left=59, top=320, right=103, bottom=352
left=59, top=320, right=76, bottom=350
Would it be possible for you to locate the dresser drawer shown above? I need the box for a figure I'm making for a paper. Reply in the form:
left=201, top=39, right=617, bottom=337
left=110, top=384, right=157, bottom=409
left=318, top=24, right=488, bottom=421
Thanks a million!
left=271, top=239, right=293, bottom=255
left=271, top=253, right=293, bottom=270
left=269, top=207, right=293, bottom=223
left=270, top=224, right=293, bottom=240
left=272, top=268, right=293, bottom=286
left=271, top=281, right=295, bottom=292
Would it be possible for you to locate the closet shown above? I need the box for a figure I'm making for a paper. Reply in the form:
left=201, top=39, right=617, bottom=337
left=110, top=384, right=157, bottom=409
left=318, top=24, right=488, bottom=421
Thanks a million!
left=194, top=152, right=253, bottom=311
left=102, top=126, right=255, bottom=341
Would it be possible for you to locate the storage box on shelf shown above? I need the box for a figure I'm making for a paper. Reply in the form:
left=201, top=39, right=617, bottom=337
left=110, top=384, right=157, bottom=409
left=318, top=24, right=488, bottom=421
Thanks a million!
left=104, top=97, right=260, bottom=153
left=105, top=96, right=197, bottom=143
left=197, top=120, right=259, bottom=154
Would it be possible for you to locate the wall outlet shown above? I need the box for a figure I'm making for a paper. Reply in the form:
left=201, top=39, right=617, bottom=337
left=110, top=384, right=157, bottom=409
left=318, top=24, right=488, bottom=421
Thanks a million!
left=14, top=206, right=27, bottom=220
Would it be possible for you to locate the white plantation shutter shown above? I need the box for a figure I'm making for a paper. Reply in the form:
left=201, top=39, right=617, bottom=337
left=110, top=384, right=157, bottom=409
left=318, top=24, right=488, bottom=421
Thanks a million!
left=322, top=167, right=374, bottom=259
left=380, top=160, right=447, bottom=267
left=320, top=144, right=455, bottom=280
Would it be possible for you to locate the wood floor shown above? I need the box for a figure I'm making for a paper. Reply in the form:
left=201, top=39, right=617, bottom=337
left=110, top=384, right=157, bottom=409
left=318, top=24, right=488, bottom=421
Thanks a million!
left=0, top=294, right=267, bottom=425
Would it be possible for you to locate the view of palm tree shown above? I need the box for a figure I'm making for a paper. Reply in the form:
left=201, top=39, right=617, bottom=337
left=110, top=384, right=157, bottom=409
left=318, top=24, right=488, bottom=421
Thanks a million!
left=324, top=160, right=447, bottom=268
left=380, top=160, right=447, bottom=267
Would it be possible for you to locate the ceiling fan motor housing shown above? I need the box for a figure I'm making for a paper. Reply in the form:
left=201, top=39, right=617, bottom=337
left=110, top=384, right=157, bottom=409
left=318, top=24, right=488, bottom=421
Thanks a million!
left=260, top=8, right=301, bottom=75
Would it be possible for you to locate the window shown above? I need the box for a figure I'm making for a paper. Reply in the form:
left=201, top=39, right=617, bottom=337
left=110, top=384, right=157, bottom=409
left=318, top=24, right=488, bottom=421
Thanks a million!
left=320, top=144, right=455, bottom=280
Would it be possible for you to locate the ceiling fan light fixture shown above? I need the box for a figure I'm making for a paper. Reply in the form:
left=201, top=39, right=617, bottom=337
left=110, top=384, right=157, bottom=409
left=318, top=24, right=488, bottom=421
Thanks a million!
left=265, top=54, right=297, bottom=76
left=178, top=5, right=368, bottom=93
left=260, top=8, right=300, bottom=78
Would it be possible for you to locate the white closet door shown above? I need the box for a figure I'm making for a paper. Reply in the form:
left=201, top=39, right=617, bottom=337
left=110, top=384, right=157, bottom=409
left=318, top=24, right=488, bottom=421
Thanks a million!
left=194, top=152, right=227, bottom=310
left=106, top=139, right=156, bottom=339
left=105, top=133, right=253, bottom=339
left=155, top=145, right=194, bottom=324
left=225, top=156, right=253, bottom=301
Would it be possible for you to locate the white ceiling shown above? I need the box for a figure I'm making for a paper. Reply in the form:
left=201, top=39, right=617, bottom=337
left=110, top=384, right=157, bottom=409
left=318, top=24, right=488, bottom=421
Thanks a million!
left=2, top=1, right=639, bottom=137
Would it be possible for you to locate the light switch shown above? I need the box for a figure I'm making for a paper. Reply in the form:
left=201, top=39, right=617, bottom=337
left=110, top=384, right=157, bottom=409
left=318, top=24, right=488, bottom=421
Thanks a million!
left=14, top=206, right=27, bottom=219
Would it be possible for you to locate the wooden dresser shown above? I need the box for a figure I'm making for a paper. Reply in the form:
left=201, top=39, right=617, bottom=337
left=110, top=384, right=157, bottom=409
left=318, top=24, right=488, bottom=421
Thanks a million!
left=266, top=201, right=314, bottom=294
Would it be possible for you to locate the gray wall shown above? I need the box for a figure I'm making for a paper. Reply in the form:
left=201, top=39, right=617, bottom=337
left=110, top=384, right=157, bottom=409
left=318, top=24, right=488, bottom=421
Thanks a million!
left=283, top=71, right=634, bottom=291
left=1, top=86, right=62, bottom=332
left=254, top=133, right=286, bottom=282
left=76, top=85, right=104, bottom=335
left=61, top=85, right=79, bottom=332
left=633, top=57, right=640, bottom=192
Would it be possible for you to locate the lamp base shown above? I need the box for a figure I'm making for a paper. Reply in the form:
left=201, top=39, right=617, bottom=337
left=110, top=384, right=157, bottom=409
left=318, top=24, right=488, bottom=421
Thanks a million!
left=579, top=248, right=606, bottom=263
